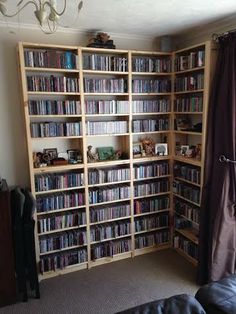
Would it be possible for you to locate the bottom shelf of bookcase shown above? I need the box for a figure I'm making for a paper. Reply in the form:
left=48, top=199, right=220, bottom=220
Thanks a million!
left=175, top=247, right=198, bottom=267
left=89, top=251, right=132, bottom=268
left=39, top=261, right=88, bottom=281
left=134, top=242, right=171, bottom=256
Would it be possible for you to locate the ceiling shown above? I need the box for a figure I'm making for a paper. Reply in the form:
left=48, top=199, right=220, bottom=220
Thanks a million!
left=1, top=0, right=236, bottom=37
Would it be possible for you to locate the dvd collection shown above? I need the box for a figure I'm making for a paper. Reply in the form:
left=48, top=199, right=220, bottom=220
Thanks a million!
left=175, top=74, right=204, bottom=92
left=36, top=191, right=85, bottom=213
left=89, top=185, right=130, bottom=204
left=90, top=203, right=131, bottom=223
left=135, top=230, right=169, bottom=249
left=132, top=99, right=170, bottom=113
left=83, top=54, right=128, bottom=72
left=174, top=199, right=199, bottom=224
left=84, top=78, right=127, bottom=93
left=134, top=162, right=169, bottom=179
left=132, top=79, right=171, bottom=93
left=91, top=239, right=131, bottom=260
left=35, top=172, right=84, bottom=192
left=30, top=122, right=81, bottom=137
left=174, top=96, right=203, bottom=112
left=132, top=118, right=169, bottom=133
left=27, top=75, right=79, bottom=93
left=173, top=180, right=200, bottom=204
left=88, top=167, right=130, bottom=184
left=28, top=100, right=81, bottom=115
left=174, top=164, right=201, bottom=184
left=175, top=217, right=192, bottom=229
left=135, top=214, right=169, bottom=232
left=174, top=235, right=198, bottom=259
left=38, top=211, right=86, bottom=234
left=134, top=180, right=170, bottom=197
left=86, top=121, right=128, bottom=135
left=40, top=249, right=87, bottom=273
left=90, top=221, right=131, bottom=243
left=132, top=57, right=171, bottom=73
left=134, top=197, right=170, bottom=215
left=39, top=230, right=87, bottom=254
left=24, top=49, right=78, bottom=69
left=175, top=50, right=205, bottom=71
left=85, top=100, right=129, bottom=114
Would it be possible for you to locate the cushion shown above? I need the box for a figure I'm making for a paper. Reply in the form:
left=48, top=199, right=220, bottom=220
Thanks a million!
left=195, top=274, right=236, bottom=314
left=117, top=294, right=206, bottom=314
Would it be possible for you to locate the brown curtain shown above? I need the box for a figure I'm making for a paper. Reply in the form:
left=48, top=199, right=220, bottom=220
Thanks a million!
left=198, top=33, right=236, bottom=284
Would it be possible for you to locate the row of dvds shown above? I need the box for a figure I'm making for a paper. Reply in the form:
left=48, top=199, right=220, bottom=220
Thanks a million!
left=175, top=74, right=204, bottom=92
left=132, top=79, right=171, bottom=93
left=175, top=50, right=205, bottom=71
left=86, top=121, right=128, bottom=135
left=39, top=248, right=87, bottom=274
left=39, top=230, right=87, bottom=254
left=133, top=119, right=169, bottom=133
left=84, top=78, right=127, bottom=93
left=174, top=96, right=203, bottom=112
left=24, top=50, right=78, bottom=69
left=174, top=164, right=201, bottom=184
left=132, top=57, right=171, bottom=73
left=90, top=203, right=131, bottom=223
left=38, top=211, right=87, bottom=234
left=35, top=172, right=84, bottom=192
left=174, top=199, right=199, bottom=224
left=85, top=100, right=129, bottom=114
left=134, top=162, right=169, bottom=179
left=83, top=54, right=128, bottom=72
left=28, top=100, right=81, bottom=115
left=30, top=122, right=81, bottom=138
left=89, top=185, right=130, bottom=204
left=27, top=76, right=79, bottom=93
left=173, top=180, right=200, bottom=204
left=91, top=239, right=131, bottom=260
left=174, top=235, right=198, bottom=260
left=88, top=168, right=130, bottom=184
left=132, top=99, right=170, bottom=113
left=36, top=191, right=85, bottom=212
left=135, top=215, right=169, bottom=232
left=135, top=230, right=169, bottom=249
left=90, top=222, right=131, bottom=242
left=134, top=197, right=170, bottom=215
left=134, top=180, right=170, bottom=197
left=175, top=217, right=192, bottom=229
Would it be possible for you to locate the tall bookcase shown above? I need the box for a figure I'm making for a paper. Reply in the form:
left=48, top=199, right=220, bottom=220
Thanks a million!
left=17, top=41, right=212, bottom=279
left=172, top=42, right=212, bottom=266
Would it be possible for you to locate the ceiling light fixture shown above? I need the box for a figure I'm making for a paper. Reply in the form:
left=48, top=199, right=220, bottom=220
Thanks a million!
left=0, top=0, right=83, bottom=34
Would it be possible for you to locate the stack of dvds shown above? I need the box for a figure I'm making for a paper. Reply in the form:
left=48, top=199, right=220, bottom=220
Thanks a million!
left=174, top=199, right=199, bottom=224
left=134, top=180, right=169, bottom=197
left=132, top=99, right=170, bottom=113
left=83, top=54, right=128, bottom=72
left=27, top=75, right=79, bottom=92
left=132, top=79, right=171, bottom=93
left=132, top=57, right=171, bottom=73
left=89, top=185, right=130, bottom=204
left=85, top=100, right=129, bottom=114
left=91, top=239, right=131, bottom=260
left=134, top=162, right=169, bottom=179
left=28, top=100, right=81, bottom=115
left=135, top=230, right=169, bottom=249
left=90, top=221, right=131, bottom=242
left=90, top=203, right=131, bottom=223
left=175, top=74, right=204, bottom=92
left=86, top=121, right=128, bottom=135
left=30, top=122, right=81, bottom=137
left=134, top=197, right=170, bottom=215
left=174, top=96, right=203, bottom=112
left=88, top=167, right=130, bottom=184
left=84, top=78, right=127, bottom=93
left=135, top=214, right=169, bottom=232
left=132, top=119, right=169, bottom=132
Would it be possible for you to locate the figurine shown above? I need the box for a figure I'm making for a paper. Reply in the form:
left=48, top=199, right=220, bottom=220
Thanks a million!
left=141, top=137, right=155, bottom=156
left=87, top=145, right=99, bottom=163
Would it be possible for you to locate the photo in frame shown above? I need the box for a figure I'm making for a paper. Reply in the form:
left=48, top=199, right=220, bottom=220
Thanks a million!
left=155, top=143, right=168, bottom=156
left=133, top=142, right=143, bottom=157
left=180, top=145, right=189, bottom=156
left=43, top=148, right=58, bottom=160
left=67, top=149, right=82, bottom=163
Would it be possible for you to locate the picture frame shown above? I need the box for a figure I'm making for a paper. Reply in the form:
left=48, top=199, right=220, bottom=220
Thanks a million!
left=180, top=145, right=189, bottom=156
left=155, top=143, right=168, bottom=156
left=67, top=149, right=82, bottom=163
left=133, top=142, right=143, bottom=157
left=43, top=148, right=58, bottom=160
left=97, top=147, right=114, bottom=160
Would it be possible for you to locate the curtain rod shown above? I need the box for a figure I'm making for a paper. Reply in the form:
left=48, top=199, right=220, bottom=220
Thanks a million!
left=212, top=28, right=236, bottom=41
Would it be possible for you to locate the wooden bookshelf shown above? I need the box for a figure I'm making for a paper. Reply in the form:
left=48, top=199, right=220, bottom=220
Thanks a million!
left=17, top=41, right=213, bottom=279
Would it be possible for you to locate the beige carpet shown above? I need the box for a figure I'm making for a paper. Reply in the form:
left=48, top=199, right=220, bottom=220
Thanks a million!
left=0, top=249, right=199, bottom=314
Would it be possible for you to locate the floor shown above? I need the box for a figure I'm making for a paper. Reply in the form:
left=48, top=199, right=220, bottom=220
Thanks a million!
left=0, top=249, right=199, bottom=314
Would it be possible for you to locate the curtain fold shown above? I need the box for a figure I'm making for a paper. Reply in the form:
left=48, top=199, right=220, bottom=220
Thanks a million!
left=198, top=34, right=236, bottom=284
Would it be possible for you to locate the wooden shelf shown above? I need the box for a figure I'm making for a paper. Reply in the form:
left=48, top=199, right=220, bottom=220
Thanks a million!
left=36, top=205, right=85, bottom=216
left=84, top=93, right=129, bottom=96
left=28, top=91, right=80, bottom=95
left=87, top=159, right=130, bottom=168
left=90, top=251, right=132, bottom=268
left=39, top=244, right=87, bottom=256
left=134, top=192, right=171, bottom=200
left=30, top=115, right=82, bottom=118
left=134, top=209, right=170, bottom=217
left=32, top=135, right=83, bottom=140
left=38, top=224, right=87, bottom=236
left=33, top=163, right=84, bottom=174
left=174, top=66, right=204, bottom=74
left=135, top=226, right=168, bottom=235
left=132, top=92, right=172, bottom=96
left=135, top=242, right=171, bottom=256
left=90, top=216, right=131, bottom=226
left=175, top=228, right=199, bottom=245
left=133, top=175, right=170, bottom=182
left=86, top=133, right=129, bottom=137
left=174, top=112, right=203, bottom=115
left=83, top=70, right=128, bottom=75
left=173, top=156, right=202, bottom=167
left=132, top=112, right=171, bottom=116
left=132, top=130, right=170, bottom=135
left=174, top=131, right=202, bottom=136
left=89, top=198, right=131, bottom=207
left=25, top=67, right=80, bottom=73
left=88, top=180, right=131, bottom=188
left=85, top=113, right=129, bottom=117
left=174, top=89, right=204, bottom=95
left=174, top=177, right=201, bottom=187
left=133, top=155, right=170, bottom=163
left=40, top=262, right=88, bottom=280
left=35, top=185, right=85, bottom=195
left=90, top=234, right=131, bottom=245
left=132, top=72, right=171, bottom=76
left=173, top=193, right=200, bottom=207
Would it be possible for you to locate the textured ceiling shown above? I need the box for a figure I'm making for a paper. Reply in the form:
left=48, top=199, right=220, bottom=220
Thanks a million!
left=1, top=0, right=236, bottom=36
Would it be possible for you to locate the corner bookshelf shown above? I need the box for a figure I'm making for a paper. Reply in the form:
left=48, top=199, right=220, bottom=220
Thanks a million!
left=17, top=41, right=213, bottom=279
left=172, top=41, right=212, bottom=266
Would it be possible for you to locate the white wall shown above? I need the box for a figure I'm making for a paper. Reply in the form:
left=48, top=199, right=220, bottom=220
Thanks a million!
left=0, top=25, right=157, bottom=187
